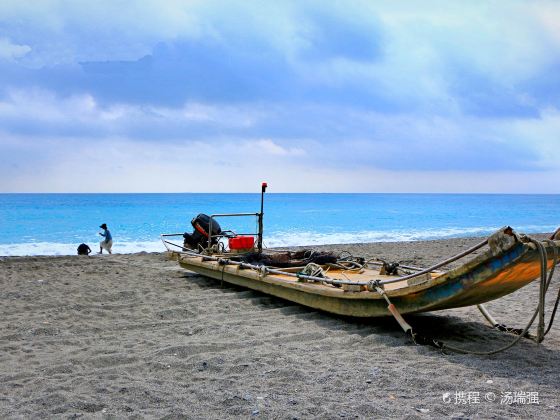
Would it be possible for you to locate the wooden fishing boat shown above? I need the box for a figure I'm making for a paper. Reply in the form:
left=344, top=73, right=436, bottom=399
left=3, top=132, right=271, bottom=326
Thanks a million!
left=163, top=228, right=559, bottom=318
left=161, top=185, right=559, bottom=352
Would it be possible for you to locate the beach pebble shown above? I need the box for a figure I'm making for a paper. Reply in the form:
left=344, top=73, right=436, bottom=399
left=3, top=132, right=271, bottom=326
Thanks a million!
left=486, top=379, right=493, bottom=384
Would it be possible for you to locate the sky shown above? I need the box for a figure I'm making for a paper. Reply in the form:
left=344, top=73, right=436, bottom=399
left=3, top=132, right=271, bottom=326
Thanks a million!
left=0, top=0, right=559, bottom=193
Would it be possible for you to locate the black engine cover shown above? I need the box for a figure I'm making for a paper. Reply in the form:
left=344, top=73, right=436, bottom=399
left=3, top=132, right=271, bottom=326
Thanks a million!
left=183, top=214, right=222, bottom=250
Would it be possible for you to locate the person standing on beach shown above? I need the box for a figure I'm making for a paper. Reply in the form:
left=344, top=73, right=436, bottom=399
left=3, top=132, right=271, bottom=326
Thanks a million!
left=98, top=223, right=113, bottom=254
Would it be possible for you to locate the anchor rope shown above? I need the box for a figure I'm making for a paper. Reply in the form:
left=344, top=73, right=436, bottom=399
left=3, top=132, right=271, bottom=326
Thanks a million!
left=543, top=239, right=559, bottom=336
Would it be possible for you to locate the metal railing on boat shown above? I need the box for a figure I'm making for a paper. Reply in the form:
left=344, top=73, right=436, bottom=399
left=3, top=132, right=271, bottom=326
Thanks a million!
left=161, top=211, right=262, bottom=254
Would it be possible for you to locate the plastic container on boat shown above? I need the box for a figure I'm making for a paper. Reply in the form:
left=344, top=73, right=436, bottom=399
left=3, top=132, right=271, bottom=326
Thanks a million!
left=229, top=236, right=255, bottom=253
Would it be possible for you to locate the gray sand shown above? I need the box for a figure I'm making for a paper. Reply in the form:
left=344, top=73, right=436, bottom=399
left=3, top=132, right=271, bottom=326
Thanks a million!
left=1, top=237, right=559, bottom=419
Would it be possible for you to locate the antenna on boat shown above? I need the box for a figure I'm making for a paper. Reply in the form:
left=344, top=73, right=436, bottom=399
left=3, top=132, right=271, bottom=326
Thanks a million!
left=257, top=182, right=267, bottom=254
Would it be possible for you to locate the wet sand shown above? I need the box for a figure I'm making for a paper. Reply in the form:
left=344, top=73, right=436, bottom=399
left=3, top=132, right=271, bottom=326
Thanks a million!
left=1, top=237, right=559, bottom=419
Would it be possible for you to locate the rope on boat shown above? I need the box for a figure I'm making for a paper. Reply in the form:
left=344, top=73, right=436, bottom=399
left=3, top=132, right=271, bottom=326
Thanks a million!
left=336, top=252, right=433, bottom=274
left=408, top=236, right=559, bottom=355
left=327, top=260, right=364, bottom=271
left=257, top=265, right=269, bottom=279
left=300, top=263, right=328, bottom=278
left=332, top=238, right=488, bottom=283
left=379, top=238, right=490, bottom=284
left=542, top=239, right=559, bottom=337
left=218, top=257, right=228, bottom=287
left=163, top=235, right=488, bottom=288
left=536, top=239, right=547, bottom=342
left=481, top=237, right=559, bottom=341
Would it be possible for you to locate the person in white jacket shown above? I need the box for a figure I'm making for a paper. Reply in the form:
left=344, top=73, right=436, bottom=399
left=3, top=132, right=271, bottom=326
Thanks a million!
left=98, top=223, right=113, bottom=254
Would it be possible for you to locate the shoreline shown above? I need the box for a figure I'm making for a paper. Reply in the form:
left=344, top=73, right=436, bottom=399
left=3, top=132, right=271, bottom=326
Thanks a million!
left=1, top=236, right=558, bottom=418
left=1, top=223, right=558, bottom=258
left=1, top=230, right=555, bottom=259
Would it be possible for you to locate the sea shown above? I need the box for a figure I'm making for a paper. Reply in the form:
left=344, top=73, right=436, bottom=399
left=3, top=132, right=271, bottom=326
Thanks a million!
left=1, top=193, right=559, bottom=256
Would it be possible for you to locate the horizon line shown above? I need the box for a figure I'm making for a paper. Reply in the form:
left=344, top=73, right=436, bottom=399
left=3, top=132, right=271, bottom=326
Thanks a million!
left=1, top=191, right=560, bottom=195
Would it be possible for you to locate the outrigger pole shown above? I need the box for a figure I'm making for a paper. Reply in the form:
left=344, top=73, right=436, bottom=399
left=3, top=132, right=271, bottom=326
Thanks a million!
left=257, top=182, right=267, bottom=254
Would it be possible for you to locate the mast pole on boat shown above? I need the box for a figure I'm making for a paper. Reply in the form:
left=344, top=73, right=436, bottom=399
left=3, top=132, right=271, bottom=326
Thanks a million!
left=257, top=182, right=267, bottom=254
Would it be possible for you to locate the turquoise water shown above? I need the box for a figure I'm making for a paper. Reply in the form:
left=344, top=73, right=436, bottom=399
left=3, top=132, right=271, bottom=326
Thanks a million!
left=1, top=193, right=559, bottom=256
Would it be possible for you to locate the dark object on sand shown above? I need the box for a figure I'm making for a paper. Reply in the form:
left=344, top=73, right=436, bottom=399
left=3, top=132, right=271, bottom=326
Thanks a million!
left=77, top=243, right=91, bottom=255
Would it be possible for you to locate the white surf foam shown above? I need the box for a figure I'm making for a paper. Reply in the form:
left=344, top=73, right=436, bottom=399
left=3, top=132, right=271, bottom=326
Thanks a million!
left=0, top=241, right=166, bottom=257
left=1, top=224, right=556, bottom=256
left=264, top=224, right=559, bottom=247
left=263, top=227, right=497, bottom=248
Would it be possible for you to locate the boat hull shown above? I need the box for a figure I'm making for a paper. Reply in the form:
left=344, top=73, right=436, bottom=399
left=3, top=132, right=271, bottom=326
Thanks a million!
left=174, top=240, right=559, bottom=318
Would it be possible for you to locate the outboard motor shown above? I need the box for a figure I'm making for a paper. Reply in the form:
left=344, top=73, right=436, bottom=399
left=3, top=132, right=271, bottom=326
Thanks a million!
left=183, top=214, right=222, bottom=250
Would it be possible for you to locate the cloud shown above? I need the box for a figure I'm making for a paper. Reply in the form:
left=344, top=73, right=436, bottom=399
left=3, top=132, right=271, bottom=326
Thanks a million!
left=2, top=132, right=559, bottom=193
left=0, top=88, right=266, bottom=139
left=0, top=88, right=556, bottom=176
left=252, top=139, right=305, bottom=156
left=0, top=1, right=559, bottom=192
left=297, top=6, right=384, bottom=62
left=508, top=108, right=560, bottom=169
left=2, top=1, right=558, bottom=116
left=0, top=37, right=30, bottom=60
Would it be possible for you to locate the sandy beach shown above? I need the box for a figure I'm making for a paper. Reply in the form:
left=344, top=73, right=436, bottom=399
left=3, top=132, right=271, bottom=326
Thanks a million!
left=1, top=237, right=559, bottom=419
